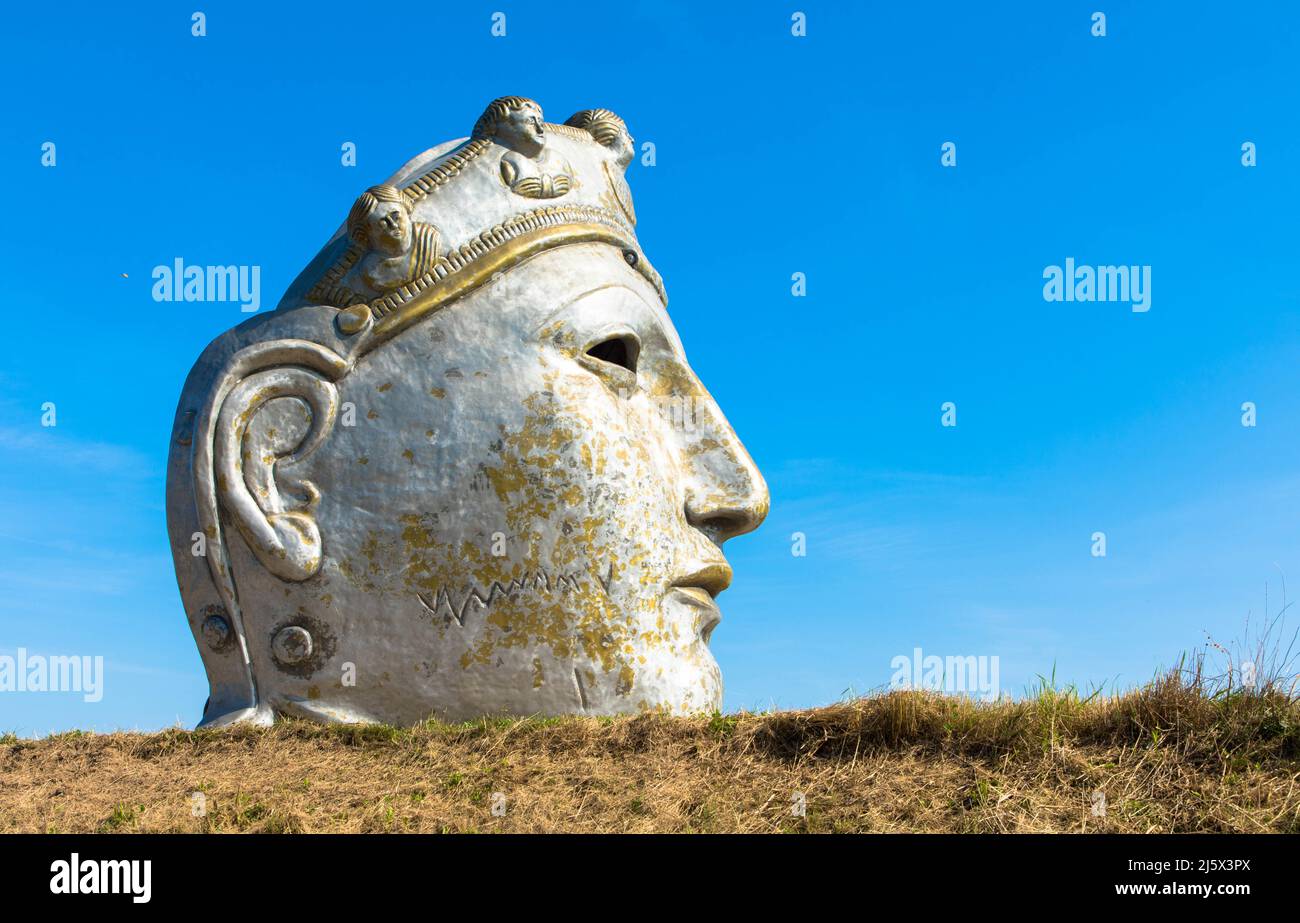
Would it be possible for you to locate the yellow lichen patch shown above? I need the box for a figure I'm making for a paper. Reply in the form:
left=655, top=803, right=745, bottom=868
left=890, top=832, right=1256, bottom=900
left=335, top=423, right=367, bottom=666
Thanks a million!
left=316, top=348, right=725, bottom=714
left=443, top=366, right=685, bottom=696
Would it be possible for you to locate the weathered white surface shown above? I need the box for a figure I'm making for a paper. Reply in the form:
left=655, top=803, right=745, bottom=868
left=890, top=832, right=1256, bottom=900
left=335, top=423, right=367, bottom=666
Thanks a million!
left=167, top=98, right=768, bottom=727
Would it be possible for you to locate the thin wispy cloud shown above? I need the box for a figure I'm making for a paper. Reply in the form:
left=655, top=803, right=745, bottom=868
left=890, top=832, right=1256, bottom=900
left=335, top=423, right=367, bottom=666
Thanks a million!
left=0, top=426, right=158, bottom=479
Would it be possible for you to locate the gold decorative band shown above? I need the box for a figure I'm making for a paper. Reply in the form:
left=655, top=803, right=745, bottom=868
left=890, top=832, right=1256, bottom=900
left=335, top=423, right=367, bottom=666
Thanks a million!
left=402, top=137, right=492, bottom=202
left=308, top=138, right=494, bottom=307
left=369, top=203, right=654, bottom=316
left=541, top=121, right=597, bottom=142
left=361, top=215, right=664, bottom=353
left=308, top=243, right=364, bottom=308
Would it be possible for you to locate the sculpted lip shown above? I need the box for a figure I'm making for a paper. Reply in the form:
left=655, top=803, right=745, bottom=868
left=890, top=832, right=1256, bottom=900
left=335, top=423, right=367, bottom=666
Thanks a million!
left=669, top=562, right=732, bottom=643
left=671, top=562, right=732, bottom=599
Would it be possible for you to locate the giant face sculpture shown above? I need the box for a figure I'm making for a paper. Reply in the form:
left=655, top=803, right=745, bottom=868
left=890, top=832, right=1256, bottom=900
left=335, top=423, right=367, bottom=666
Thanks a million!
left=167, top=97, right=768, bottom=727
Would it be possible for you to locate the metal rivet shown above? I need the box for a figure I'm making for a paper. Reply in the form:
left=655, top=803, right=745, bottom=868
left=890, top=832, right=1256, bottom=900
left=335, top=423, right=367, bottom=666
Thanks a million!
left=336, top=304, right=372, bottom=336
left=272, top=625, right=313, bottom=665
left=176, top=409, right=196, bottom=447
left=201, top=614, right=231, bottom=651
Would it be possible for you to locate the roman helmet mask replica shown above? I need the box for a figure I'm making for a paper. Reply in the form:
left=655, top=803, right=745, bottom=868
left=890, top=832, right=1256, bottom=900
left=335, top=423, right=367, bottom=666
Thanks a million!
left=167, top=97, right=769, bottom=727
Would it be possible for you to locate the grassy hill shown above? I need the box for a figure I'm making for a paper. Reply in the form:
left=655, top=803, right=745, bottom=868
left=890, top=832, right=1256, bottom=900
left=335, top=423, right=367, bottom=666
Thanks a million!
left=3, top=671, right=1297, bottom=833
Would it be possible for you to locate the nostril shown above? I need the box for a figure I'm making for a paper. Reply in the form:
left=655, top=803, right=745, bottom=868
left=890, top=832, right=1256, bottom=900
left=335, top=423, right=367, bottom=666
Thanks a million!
left=689, top=508, right=760, bottom=545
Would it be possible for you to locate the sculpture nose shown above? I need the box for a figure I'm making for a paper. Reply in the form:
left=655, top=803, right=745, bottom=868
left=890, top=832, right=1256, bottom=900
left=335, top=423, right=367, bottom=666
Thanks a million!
left=679, top=401, right=770, bottom=547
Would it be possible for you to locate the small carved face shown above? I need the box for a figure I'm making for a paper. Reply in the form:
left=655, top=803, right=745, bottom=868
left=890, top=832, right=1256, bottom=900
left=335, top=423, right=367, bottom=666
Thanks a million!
left=609, top=129, right=635, bottom=169
left=499, top=103, right=546, bottom=151
left=365, top=199, right=411, bottom=252
left=242, top=245, right=768, bottom=723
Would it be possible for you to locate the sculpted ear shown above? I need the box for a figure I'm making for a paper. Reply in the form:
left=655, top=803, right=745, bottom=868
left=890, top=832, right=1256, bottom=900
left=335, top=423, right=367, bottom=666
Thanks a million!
left=214, top=365, right=339, bottom=581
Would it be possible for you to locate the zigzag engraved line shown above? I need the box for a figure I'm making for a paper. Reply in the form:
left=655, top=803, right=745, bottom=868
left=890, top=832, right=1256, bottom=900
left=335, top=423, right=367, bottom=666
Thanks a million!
left=416, top=569, right=584, bottom=627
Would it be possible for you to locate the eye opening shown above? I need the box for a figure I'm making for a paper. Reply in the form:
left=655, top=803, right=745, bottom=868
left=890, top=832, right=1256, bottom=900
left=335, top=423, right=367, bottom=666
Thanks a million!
left=584, top=333, right=640, bottom=374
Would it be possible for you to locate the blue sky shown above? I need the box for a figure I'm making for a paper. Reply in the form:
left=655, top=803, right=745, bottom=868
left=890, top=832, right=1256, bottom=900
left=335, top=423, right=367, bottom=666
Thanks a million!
left=2, top=1, right=1298, bottom=734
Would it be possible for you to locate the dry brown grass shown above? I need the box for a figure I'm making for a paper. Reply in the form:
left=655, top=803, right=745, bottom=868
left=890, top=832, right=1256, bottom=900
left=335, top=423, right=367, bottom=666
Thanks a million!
left=3, top=671, right=1298, bottom=833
